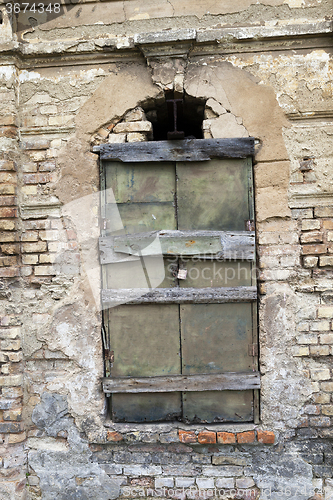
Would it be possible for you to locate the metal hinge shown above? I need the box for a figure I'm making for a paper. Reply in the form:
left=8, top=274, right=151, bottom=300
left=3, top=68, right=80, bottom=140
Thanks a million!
left=248, top=344, right=258, bottom=356
left=104, top=349, right=114, bottom=363
left=101, top=218, right=108, bottom=230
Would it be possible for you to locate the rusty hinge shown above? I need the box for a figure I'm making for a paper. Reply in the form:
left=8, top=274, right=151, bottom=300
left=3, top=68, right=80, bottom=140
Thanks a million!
left=248, top=344, right=258, bottom=357
left=246, top=220, right=255, bottom=231
left=104, top=349, right=114, bottom=363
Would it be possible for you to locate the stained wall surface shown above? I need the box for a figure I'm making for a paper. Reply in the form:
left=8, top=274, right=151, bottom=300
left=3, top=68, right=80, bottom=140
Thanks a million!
left=0, top=1, right=332, bottom=499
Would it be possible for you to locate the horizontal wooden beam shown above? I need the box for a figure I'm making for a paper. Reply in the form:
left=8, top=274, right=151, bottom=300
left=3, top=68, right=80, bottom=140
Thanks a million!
left=102, top=286, right=257, bottom=305
left=102, top=371, right=260, bottom=393
left=96, top=138, right=255, bottom=162
left=99, top=231, right=255, bottom=264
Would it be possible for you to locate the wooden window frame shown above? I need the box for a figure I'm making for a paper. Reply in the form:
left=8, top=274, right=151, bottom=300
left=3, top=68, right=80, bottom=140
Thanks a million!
left=97, top=137, right=260, bottom=424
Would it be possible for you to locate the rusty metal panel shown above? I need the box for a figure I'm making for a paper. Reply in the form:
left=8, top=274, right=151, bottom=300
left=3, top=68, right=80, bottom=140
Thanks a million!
left=179, top=260, right=252, bottom=288
left=110, top=304, right=181, bottom=422
left=176, top=158, right=251, bottom=231
left=105, top=161, right=176, bottom=203
left=106, top=258, right=177, bottom=289
left=182, top=390, right=253, bottom=423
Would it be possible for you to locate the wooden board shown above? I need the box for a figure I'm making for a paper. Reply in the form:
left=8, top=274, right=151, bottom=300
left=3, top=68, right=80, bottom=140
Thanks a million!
left=103, top=372, right=260, bottom=393
left=112, top=393, right=182, bottom=422
left=97, top=138, right=255, bottom=162
left=176, top=158, right=252, bottom=231
left=99, top=231, right=255, bottom=263
left=102, top=286, right=257, bottom=305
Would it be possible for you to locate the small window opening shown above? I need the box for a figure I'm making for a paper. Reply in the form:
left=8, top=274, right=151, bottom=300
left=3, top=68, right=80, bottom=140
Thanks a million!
left=143, top=92, right=206, bottom=141
left=0, top=11, right=3, bottom=25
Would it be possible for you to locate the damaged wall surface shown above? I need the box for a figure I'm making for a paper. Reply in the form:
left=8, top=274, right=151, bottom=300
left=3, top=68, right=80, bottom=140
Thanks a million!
left=0, top=0, right=332, bottom=499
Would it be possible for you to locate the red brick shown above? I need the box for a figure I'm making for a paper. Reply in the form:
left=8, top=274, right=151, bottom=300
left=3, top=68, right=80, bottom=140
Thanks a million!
left=217, top=432, right=236, bottom=444
left=179, top=430, right=197, bottom=443
left=0, top=208, right=17, bottom=219
left=66, top=230, right=77, bottom=240
left=257, top=430, right=275, bottom=444
left=23, top=173, right=50, bottom=184
left=107, top=431, right=123, bottom=442
left=302, top=244, right=327, bottom=255
left=237, top=431, right=255, bottom=444
left=198, top=431, right=216, bottom=444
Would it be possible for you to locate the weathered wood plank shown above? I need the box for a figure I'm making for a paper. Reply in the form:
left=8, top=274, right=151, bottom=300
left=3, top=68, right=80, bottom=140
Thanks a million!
left=96, top=138, right=255, bottom=162
left=103, top=371, right=260, bottom=393
left=99, top=231, right=255, bottom=263
left=102, top=286, right=257, bottom=305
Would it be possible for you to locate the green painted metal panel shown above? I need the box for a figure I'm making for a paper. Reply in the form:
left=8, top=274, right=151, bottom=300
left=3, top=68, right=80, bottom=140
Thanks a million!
left=110, top=304, right=181, bottom=422
left=107, top=258, right=178, bottom=289
left=176, top=158, right=251, bottom=231
left=179, top=260, right=252, bottom=288
left=180, top=303, right=253, bottom=374
left=106, top=202, right=176, bottom=234
left=182, top=390, right=253, bottom=423
left=105, top=161, right=176, bottom=203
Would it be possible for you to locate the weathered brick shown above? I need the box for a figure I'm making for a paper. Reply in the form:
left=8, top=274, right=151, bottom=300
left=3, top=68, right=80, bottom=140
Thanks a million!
left=21, top=242, right=47, bottom=253
left=0, top=161, right=15, bottom=171
left=301, top=232, right=323, bottom=244
left=293, top=346, right=310, bottom=357
left=179, top=430, right=197, bottom=443
left=2, top=387, right=23, bottom=397
left=0, top=327, right=20, bottom=339
left=202, top=465, right=243, bottom=477
left=237, top=431, right=255, bottom=444
left=302, top=244, right=327, bottom=255
left=3, top=408, right=22, bottom=421
left=0, top=172, right=17, bottom=184
left=0, top=398, right=21, bottom=410
left=217, top=432, right=236, bottom=444
left=123, top=465, right=162, bottom=476
left=0, top=208, right=17, bottom=218
left=0, top=268, right=19, bottom=277
left=23, top=173, right=50, bottom=184
left=319, top=256, right=333, bottom=267
left=302, top=220, right=321, bottom=231
left=310, top=321, right=330, bottom=332
left=1, top=243, right=19, bottom=254
left=0, top=374, right=22, bottom=386
left=99, top=464, right=123, bottom=475
left=34, top=266, right=56, bottom=276
left=155, top=477, right=174, bottom=488
left=162, top=465, right=202, bottom=476
left=107, top=431, right=123, bottom=442
left=1, top=339, right=20, bottom=351
left=216, top=478, right=235, bottom=489
left=175, top=477, right=194, bottom=487
left=197, top=431, right=216, bottom=444
left=113, top=121, right=152, bottom=134
left=0, top=422, right=22, bottom=433
left=310, top=345, right=330, bottom=356
left=21, top=231, right=39, bottom=242
left=236, top=477, right=255, bottom=488
left=314, top=207, right=333, bottom=218
left=318, top=306, right=333, bottom=318
left=7, top=431, right=26, bottom=444
left=309, top=416, right=331, bottom=427
left=313, top=393, right=330, bottom=404
left=321, top=406, right=333, bottom=416
left=310, top=368, right=330, bottom=380
left=152, top=452, right=190, bottom=465
left=0, top=220, right=16, bottom=230
left=212, top=456, right=247, bottom=466
left=22, top=254, right=38, bottom=265
left=196, top=478, right=215, bottom=489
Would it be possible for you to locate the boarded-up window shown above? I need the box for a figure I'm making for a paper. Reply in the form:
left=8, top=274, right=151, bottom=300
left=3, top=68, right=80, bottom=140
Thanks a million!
left=99, top=139, right=259, bottom=423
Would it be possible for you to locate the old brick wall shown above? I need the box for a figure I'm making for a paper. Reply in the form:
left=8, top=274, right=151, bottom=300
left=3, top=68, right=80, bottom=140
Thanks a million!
left=0, top=1, right=332, bottom=499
